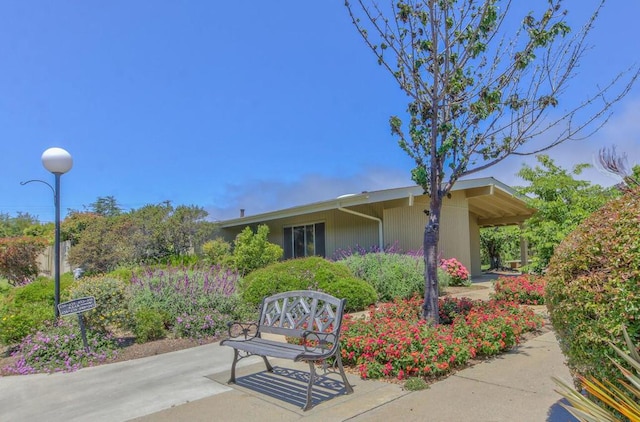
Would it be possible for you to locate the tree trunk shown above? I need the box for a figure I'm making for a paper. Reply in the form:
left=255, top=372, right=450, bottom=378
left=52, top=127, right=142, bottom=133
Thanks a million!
left=422, top=201, right=441, bottom=324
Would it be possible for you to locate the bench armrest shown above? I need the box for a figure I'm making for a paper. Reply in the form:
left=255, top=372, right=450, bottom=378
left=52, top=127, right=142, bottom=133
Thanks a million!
left=300, top=331, right=339, bottom=358
left=227, top=321, right=260, bottom=340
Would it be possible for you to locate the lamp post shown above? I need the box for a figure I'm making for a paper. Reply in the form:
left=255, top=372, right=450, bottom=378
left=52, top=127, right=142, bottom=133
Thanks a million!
left=41, top=148, right=73, bottom=318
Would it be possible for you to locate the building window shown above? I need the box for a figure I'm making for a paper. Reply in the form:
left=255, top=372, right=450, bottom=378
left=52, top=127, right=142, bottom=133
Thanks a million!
left=283, top=223, right=325, bottom=259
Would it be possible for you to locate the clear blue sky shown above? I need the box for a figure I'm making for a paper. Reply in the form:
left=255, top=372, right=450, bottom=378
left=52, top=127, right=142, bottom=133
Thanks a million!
left=1, top=1, right=639, bottom=223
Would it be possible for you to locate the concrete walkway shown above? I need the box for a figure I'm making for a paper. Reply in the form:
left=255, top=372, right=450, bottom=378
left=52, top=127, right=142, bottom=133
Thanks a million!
left=0, top=279, right=578, bottom=422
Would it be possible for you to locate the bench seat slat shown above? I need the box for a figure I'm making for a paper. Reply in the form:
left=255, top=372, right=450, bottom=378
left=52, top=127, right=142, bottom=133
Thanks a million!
left=222, top=337, right=326, bottom=360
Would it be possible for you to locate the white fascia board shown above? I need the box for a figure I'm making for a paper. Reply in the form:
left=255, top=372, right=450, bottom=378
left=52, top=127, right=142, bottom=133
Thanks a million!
left=218, top=177, right=511, bottom=228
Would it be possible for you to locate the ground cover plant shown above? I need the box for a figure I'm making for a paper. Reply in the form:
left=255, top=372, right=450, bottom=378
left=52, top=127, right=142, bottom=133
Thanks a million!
left=340, top=296, right=543, bottom=380
left=491, top=274, right=546, bottom=305
left=3, top=318, right=119, bottom=374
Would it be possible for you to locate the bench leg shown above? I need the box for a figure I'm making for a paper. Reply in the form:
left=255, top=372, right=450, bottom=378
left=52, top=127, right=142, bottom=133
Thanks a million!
left=335, top=353, right=354, bottom=394
left=228, top=348, right=239, bottom=384
left=303, top=361, right=316, bottom=411
left=262, top=355, right=274, bottom=372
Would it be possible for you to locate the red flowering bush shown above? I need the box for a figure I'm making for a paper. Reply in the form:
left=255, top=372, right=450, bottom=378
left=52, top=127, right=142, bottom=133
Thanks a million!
left=438, top=296, right=474, bottom=324
left=340, top=296, right=543, bottom=380
left=439, top=258, right=470, bottom=286
left=491, top=274, right=547, bottom=305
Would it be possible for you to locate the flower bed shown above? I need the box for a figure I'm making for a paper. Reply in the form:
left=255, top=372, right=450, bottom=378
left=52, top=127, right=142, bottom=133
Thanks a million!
left=491, top=274, right=547, bottom=305
left=340, top=296, right=543, bottom=380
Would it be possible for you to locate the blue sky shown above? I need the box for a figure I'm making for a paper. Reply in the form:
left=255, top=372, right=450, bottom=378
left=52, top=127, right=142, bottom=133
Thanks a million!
left=1, top=1, right=639, bottom=223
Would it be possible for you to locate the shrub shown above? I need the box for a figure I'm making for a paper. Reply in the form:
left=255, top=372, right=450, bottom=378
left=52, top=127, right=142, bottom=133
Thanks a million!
left=318, top=278, right=377, bottom=312
left=202, top=237, right=234, bottom=267
left=241, top=257, right=377, bottom=312
left=106, top=267, right=135, bottom=282
left=0, top=277, right=73, bottom=345
left=233, top=225, right=283, bottom=275
left=2, top=318, right=118, bottom=374
left=339, top=252, right=451, bottom=301
left=546, top=186, right=640, bottom=387
left=69, top=276, right=132, bottom=332
left=133, top=308, right=167, bottom=343
left=439, top=258, right=471, bottom=286
left=438, top=296, right=474, bottom=325
left=0, top=302, right=52, bottom=345
left=128, top=265, right=252, bottom=339
left=491, top=274, right=546, bottom=305
left=173, top=309, right=228, bottom=340
left=339, top=252, right=424, bottom=301
left=0, top=236, right=48, bottom=286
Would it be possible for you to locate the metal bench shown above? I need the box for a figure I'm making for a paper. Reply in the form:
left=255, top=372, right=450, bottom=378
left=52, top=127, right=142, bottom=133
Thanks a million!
left=220, top=290, right=354, bottom=411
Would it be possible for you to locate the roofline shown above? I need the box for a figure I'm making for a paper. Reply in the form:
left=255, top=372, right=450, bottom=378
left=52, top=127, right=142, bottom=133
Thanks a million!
left=218, top=177, right=525, bottom=228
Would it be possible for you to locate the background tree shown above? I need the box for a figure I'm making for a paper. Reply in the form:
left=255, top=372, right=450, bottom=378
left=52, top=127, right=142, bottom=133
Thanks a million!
left=480, top=225, right=520, bottom=270
left=165, top=205, right=213, bottom=256
left=86, top=196, right=123, bottom=217
left=62, top=211, right=103, bottom=246
left=0, top=212, right=41, bottom=238
left=345, top=0, right=637, bottom=321
left=517, top=155, right=615, bottom=273
left=67, top=214, right=137, bottom=273
left=65, top=200, right=218, bottom=272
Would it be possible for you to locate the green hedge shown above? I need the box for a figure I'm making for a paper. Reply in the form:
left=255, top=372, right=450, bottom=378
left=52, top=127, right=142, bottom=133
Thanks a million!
left=546, top=186, right=640, bottom=386
left=240, top=257, right=377, bottom=312
left=0, top=276, right=73, bottom=345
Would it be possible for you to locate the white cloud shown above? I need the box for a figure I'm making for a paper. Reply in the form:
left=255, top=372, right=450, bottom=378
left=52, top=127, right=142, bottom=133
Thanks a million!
left=472, top=97, right=640, bottom=188
left=206, top=166, right=412, bottom=221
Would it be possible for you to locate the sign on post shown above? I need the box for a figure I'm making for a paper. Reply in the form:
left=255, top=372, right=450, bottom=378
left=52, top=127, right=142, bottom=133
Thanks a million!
left=58, top=296, right=97, bottom=352
left=58, top=296, right=96, bottom=316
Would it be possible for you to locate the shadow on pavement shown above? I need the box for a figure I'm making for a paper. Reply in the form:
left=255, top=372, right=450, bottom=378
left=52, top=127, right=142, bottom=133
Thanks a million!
left=547, top=398, right=578, bottom=422
left=227, top=366, right=350, bottom=410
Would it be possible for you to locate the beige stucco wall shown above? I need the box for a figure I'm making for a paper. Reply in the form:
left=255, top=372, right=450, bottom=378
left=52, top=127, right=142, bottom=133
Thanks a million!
left=468, top=213, right=482, bottom=276
left=438, top=192, right=472, bottom=273
left=221, top=191, right=480, bottom=274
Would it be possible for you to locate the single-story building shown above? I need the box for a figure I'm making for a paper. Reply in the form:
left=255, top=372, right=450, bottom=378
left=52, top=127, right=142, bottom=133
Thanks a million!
left=218, top=177, right=535, bottom=276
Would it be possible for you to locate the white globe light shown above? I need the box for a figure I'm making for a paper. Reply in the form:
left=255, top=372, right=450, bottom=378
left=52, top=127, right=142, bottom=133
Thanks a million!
left=41, top=147, right=73, bottom=174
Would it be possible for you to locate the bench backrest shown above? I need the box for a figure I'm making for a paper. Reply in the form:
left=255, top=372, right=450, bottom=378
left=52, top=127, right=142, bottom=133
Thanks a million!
left=258, top=290, right=346, bottom=339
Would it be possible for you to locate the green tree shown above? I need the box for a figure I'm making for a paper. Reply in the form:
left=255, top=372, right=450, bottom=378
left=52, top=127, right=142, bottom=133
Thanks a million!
left=233, top=225, right=283, bottom=275
left=86, top=196, right=123, bottom=217
left=62, top=211, right=102, bottom=246
left=0, top=212, right=41, bottom=238
left=345, top=0, right=637, bottom=321
left=67, top=214, right=137, bottom=273
left=480, top=226, right=521, bottom=270
left=128, top=202, right=174, bottom=263
left=517, top=155, right=615, bottom=273
left=166, top=205, right=212, bottom=256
